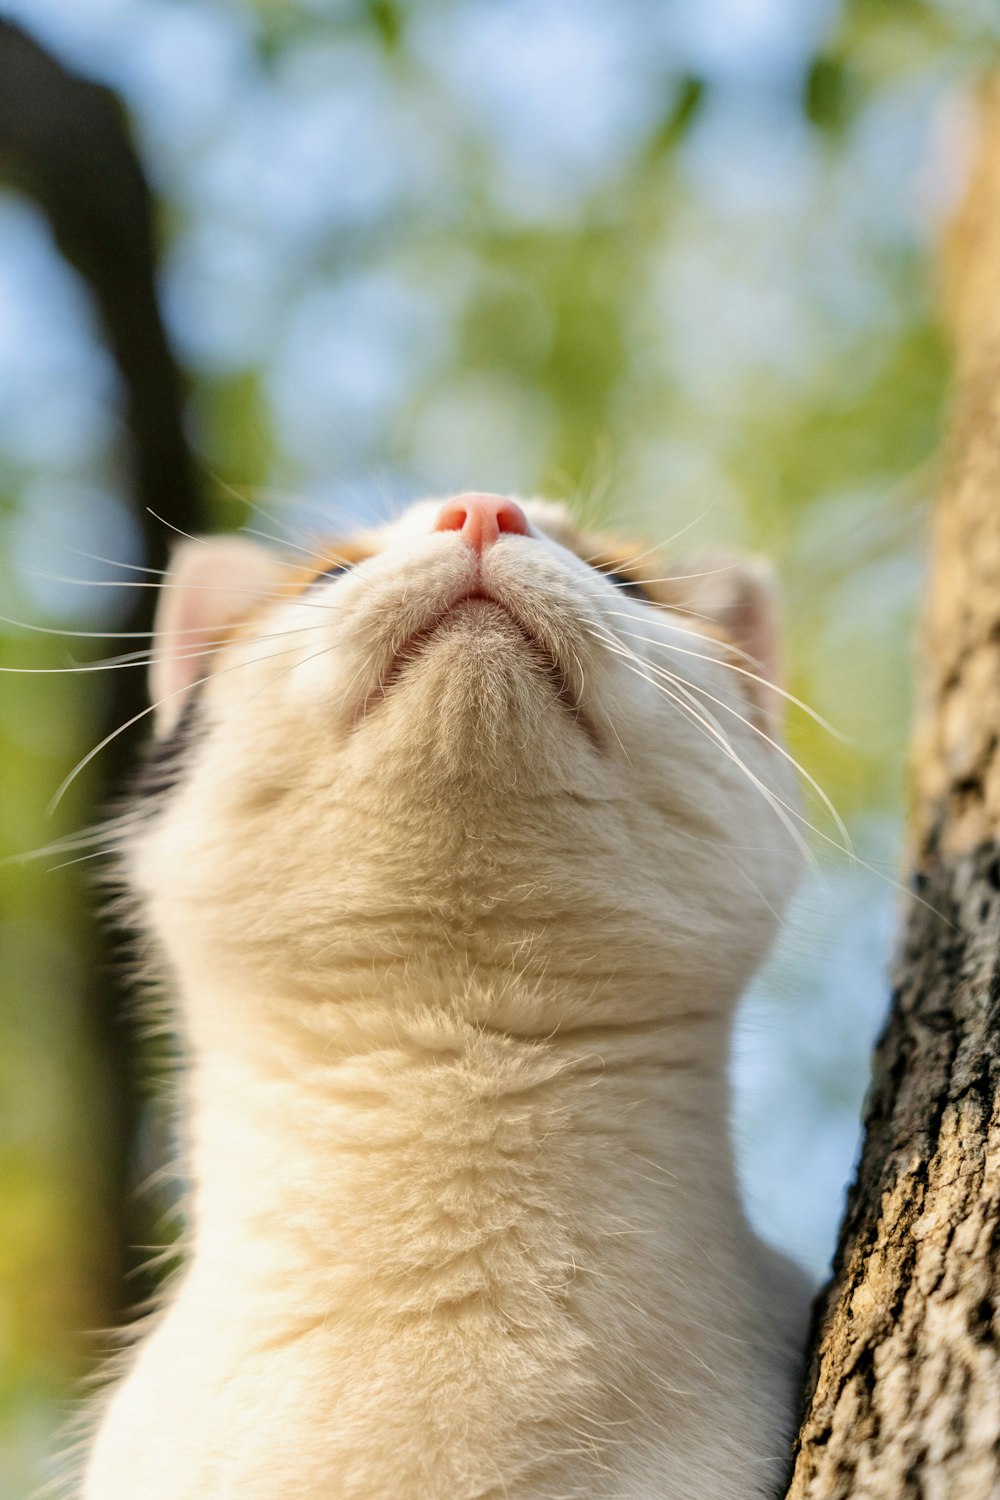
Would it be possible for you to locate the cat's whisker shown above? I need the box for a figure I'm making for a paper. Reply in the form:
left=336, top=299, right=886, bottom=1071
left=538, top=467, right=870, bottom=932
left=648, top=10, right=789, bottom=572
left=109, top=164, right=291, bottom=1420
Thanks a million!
left=46, top=846, right=119, bottom=873
left=239, top=525, right=358, bottom=572
left=590, top=627, right=946, bottom=918
left=606, top=598, right=734, bottom=630
left=235, top=638, right=339, bottom=711
left=0, top=821, right=121, bottom=868
left=587, top=626, right=815, bottom=869
left=610, top=628, right=851, bottom=851
left=44, top=546, right=171, bottom=578
left=146, top=507, right=208, bottom=550
left=147, top=507, right=335, bottom=570
left=0, top=610, right=276, bottom=642
left=0, top=658, right=158, bottom=675
left=0, top=622, right=328, bottom=675
left=240, top=492, right=347, bottom=556
left=47, top=639, right=321, bottom=815
left=605, top=614, right=846, bottom=740
left=588, top=626, right=741, bottom=779
left=632, top=651, right=851, bottom=852
left=579, top=504, right=718, bottom=569
left=3, top=526, right=172, bottom=581
left=15, top=566, right=342, bottom=612
left=606, top=604, right=748, bottom=643
left=208, top=469, right=334, bottom=518
left=6, top=525, right=314, bottom=584
left=333, top=645, right=384, bottom=723
left=610, top=562, right=744, bottom=586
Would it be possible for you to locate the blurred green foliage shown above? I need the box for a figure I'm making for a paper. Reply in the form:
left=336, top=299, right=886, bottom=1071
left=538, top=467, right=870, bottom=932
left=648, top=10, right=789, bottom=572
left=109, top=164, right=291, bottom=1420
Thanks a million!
left=1, top=0, right=998, bottom=1490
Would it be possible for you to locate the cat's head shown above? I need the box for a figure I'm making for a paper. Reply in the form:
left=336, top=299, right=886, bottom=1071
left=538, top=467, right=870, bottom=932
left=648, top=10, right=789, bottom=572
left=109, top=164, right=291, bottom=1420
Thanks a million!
left=126, top=495, right=802, bottom=1028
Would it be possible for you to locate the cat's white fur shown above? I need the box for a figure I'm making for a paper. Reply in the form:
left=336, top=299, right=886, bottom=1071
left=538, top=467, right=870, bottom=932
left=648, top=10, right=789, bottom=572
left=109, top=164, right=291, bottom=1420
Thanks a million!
left=81, top=498, right=810, bottom=1500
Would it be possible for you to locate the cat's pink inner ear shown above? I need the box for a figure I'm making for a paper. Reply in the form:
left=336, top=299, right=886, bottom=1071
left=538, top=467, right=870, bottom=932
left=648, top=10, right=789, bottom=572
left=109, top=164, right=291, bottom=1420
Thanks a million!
left=150, top=538, right=281, bottom=736
left=720, top=558, right=782, bottom=683
left=682, top=555, right=784, bottom=718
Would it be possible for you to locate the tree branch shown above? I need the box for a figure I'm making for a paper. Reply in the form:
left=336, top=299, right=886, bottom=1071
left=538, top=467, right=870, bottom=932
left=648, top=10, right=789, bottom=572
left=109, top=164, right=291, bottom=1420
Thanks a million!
left=0, top=19, right=204, bottom=1312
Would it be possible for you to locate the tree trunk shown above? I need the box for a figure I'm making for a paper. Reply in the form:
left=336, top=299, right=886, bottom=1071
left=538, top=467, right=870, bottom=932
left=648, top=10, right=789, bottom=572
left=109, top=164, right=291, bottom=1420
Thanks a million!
left=785, top=91, right=1000, bottom=1500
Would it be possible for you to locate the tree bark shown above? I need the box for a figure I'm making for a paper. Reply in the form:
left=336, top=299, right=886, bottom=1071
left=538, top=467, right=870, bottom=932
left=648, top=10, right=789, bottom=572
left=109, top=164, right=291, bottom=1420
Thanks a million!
left=786, top=90, right=1000, bottom=1500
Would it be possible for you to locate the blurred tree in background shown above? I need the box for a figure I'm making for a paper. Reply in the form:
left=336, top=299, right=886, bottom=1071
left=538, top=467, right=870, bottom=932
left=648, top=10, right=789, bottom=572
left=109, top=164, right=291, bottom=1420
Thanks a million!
left=0, top=0, right=997, bottom=1491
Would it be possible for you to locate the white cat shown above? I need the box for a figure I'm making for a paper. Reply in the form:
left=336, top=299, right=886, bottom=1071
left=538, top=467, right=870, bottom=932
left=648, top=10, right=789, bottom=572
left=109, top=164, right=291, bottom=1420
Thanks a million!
left=81, top=494, right=810, bottom=1499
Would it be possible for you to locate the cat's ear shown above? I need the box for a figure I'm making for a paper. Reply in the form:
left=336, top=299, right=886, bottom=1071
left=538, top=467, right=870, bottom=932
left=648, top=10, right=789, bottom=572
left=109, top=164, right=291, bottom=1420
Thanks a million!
left=150, top=538, right=282, bottom=736
left=677, top=554, right=784, bottom=719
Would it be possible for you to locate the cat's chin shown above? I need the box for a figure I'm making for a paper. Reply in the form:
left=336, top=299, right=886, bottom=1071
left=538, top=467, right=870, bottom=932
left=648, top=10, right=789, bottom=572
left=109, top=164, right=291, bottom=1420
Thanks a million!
left=350, top=599, right=603, bottom=756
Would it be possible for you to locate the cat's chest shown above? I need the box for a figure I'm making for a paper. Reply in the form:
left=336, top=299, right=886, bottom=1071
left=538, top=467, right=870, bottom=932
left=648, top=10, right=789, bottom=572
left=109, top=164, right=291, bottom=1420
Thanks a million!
left=81, top=1273, right=785, bottom=1500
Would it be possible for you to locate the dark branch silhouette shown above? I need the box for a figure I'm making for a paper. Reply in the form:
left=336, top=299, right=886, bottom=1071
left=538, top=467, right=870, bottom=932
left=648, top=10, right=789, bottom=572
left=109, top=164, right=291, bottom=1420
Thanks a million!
left=0, top=18, right=204, bottom=1313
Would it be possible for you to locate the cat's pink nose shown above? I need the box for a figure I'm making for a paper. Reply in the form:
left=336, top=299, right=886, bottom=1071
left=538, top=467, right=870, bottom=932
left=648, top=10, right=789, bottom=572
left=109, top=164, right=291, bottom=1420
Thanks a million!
left=432, top=493, right=531, bottom=552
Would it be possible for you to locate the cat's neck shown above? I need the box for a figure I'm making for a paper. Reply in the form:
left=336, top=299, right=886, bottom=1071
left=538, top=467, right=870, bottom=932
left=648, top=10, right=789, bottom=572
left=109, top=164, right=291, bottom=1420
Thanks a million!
left=165, top=968, right=767, bottom=1496
left=178, top=968, right=739, bottom=1291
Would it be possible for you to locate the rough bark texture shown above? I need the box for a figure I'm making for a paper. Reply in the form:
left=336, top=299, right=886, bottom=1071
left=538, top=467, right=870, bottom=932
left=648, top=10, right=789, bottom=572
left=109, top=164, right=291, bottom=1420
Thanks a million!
left=785, top=91, right=1000, bottom=1500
